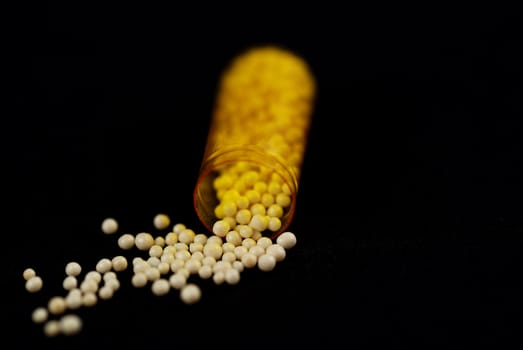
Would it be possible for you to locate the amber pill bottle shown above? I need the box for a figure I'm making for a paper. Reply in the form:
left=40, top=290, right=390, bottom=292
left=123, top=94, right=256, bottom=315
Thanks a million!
left=193, top=45, right=316, bottom=239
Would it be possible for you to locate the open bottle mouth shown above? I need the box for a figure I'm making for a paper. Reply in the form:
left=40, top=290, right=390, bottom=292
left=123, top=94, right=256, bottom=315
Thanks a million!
left=193, top=144, right=299, bottom=239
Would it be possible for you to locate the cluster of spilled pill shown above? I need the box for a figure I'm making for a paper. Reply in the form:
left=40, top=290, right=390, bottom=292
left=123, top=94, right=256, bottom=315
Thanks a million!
left=23, top=213, right=297, bottom=337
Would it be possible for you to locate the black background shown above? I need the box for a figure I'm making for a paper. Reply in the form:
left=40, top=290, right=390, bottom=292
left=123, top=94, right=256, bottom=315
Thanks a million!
left=6, top=2, right=523, bottom=348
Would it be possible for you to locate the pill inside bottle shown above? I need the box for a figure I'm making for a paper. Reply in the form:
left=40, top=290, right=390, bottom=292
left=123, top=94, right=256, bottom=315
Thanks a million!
left=193, top=45, right=316, bottom=239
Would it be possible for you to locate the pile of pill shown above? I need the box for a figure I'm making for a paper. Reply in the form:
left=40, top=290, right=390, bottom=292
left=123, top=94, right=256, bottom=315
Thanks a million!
left=23, top=214, right=297, bottom=337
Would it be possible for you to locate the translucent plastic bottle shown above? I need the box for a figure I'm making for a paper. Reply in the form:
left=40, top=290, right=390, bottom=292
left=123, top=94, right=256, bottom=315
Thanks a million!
left=193, top=45, right=316, bottom=239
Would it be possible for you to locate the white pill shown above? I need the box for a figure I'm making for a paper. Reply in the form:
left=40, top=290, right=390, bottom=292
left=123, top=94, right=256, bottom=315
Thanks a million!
left=31, top=307, right=48, bottom=324
left=23, top=268, right=36, bottom=280
left=224, top=268, right=240, bottom=285
left=151, top=279, right=171, bottom=296
left=48, top=296, right=67, bottom=315
left=59, top=314, right=83, bottom=336
left=95, top=258, right=112, bottom=273
left=118, top=233, right=135, bottom=250
left=62, top=276, right=78, bottom=290
left=82, top=292, right=98, bottom=307
left=276, top=231, right=297, bottom=249
left=101, top=217, right=119, bottom=234
left=65, top=262, right=82, bottom=276
left=153, top=213, right=171, bottom=230
left=258, top=254, right=276, bottom=272
left=43, top=320, right=61, bottom=337
left=169, top=273, right=187, bottom=289
left=131, top=273, right=148, bottom=288
left=180, top=283, right=201, bottom=304
left=111, top=255, right=128, bottom=272
left=25, top=276, right=43, bottom=293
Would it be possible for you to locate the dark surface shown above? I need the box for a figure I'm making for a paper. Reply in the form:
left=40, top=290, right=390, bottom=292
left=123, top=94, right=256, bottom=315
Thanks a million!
left=6, top=3, right=523, bottom=349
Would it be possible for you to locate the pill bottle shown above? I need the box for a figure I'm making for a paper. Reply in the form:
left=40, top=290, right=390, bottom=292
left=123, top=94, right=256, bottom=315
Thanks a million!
left=193, top=45, right=316, bottom=239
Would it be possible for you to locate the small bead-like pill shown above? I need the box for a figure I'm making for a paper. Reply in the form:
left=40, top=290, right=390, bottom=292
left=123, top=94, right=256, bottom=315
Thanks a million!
left=95, top=258, right=112, bottom=274
left=153, top=213, right=171, bottom=230
left=176, top=267, right=190, bottom=279
left=80, top=279, right=98, bottom=294
left=235, top=209, right=252, bottom=225
left=25, top=276, right=43, bottom=293
left=224, top=268, right=240, bottom=285
left=32, top=307, right=48, bottom=324
left=267, top=217, right=282, bottom=232
left=118, top=233, right=135, bottom=250
left=147, top=256, right=161, bottom=267
left=23, top=268, right=36, bottom=280
left=184, top=259, right=202, bottom=274
left=191, top=251, right=204, bottom=261
left=170, top=259, right=185, bottom=273
left=101, top=217, right=119, bottom=234
left=206, top=235, right=223, bottom=245
left=242, top=237, right=256, bottom=249
left=174, top=242, right=189, bottom=251
left=249, top=214, right=268, bottom=232
left=202, top=256, right=216, bottom=266
left=135, top=232, right=155, bottom=251
left=249, top=245, right=265, bottom=257
left=59, top=314, right=83, bottom=336
left=154, top=236, right=165, bottom=247
left=169, top=273, right=187, bottom=289
left=232, top=260, right=244, bottom=272
left=105, top=278, right=120, bottom=291
left=212, top=220, right=230, bottom=237
left=178, top=228, right=196, bottom=244
left=43, top=320, right=61, bottom=337
left=63, top=276, right=78, bottom=290
left=145, top=267, right=161, bottom=281
left=48, top=296, right=67, bottom=315
left=225, top=230, right=242, bottom=246
left=193, top=233, right=208, bottom=245
left=133, top=261, right=148, bottom=274
left=172, top=223, right=186, bottom=234
left=98, top=285, right=114, bottom=300
left=65, top=290, right=83, bottom=310
left=267, top=204, right=283, bottom=218
left=111, top=255, right=128, bottom=272
left=189, top=242, right=204, bottom=254
left=258, top=254, right=277, bottom=272
left=276, top=231, right=297, bottom=249
left=180, top=284, right=201, bottom=304
left=234, top=246, right=248, bottom=259
left=175, top=250, right=191, bottom=261
left=256, top=237, right=273, bottom=249
left=103, top=271, right=117, bottom=281
left=82, top=292, right=97, bottom=307
left=203, top=242, right=223, bottom=260
left=221, top=251, right=236, bottom=264
left=157, top=262, right=171, bottom=275
left=65, top=262, right=82, bottom=276
left=222, top=242, right=236, bottom=253
left=149, top=245, right=163, bottom=257
left=212, top=271, right=225, bottom=285
left=84, top=270, right=102, bottom=283
left=266, top=243, right=286, bottom=262
left=165, top=232, right=178, bottom=245
left=213, top=261, right=232, bottom=273
left=241, top=252, right=257, bottom=269
left=131, top=272, right=148, bottom=288
left=237, top=225, right=253, bottom=238
left=151, top=278, right=171, bottom=296
left=198, top=265, right=213, bottom=279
